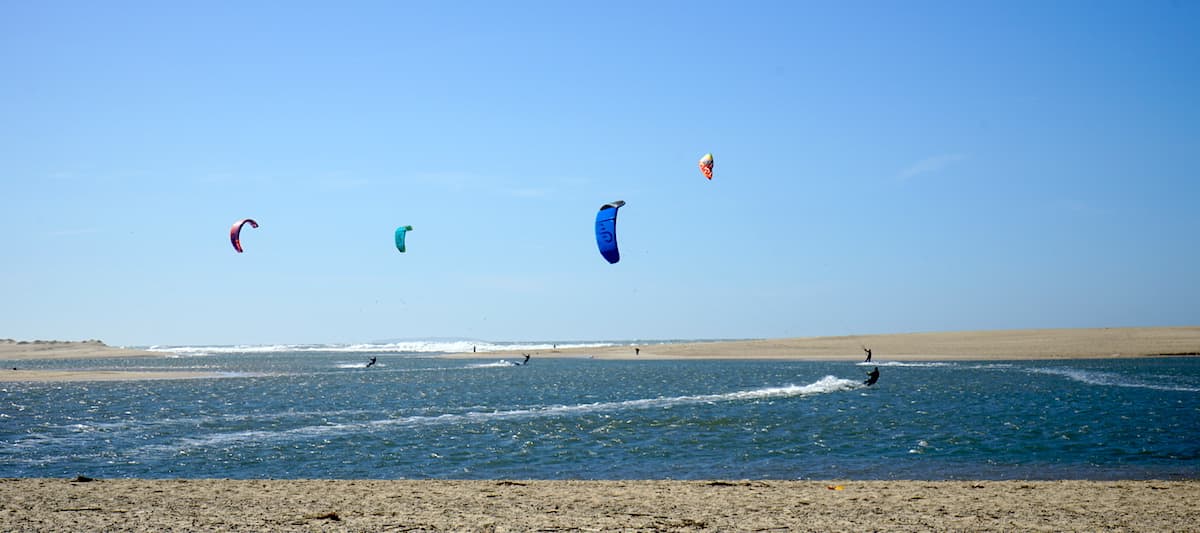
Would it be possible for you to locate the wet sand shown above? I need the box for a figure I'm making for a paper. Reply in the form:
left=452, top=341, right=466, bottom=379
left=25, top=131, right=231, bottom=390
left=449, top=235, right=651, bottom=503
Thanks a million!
left=1, top=369, right=219, bottom=383
left=1, top=478, right=1196, bottom=531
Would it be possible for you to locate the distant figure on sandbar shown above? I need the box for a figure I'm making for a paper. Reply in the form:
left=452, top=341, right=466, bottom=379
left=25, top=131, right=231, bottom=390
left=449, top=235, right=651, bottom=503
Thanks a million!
left=366, top=356, right=377, bottom=368
left=522, top=353, right=531, bottom=365
left=864, top=367, right=880, bottom=386
left=863, top=346, right=872, bottom=363
left=635, top=347, right=640, bottom=356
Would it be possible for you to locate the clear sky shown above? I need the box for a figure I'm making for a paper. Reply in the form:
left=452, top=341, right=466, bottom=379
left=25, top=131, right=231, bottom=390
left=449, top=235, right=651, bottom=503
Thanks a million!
left=2, top=1, right=1197, bottom=346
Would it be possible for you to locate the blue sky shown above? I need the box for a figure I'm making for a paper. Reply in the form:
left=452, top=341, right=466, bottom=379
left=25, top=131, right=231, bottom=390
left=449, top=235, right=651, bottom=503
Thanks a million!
left=2, top=1, right=1197, bottom=346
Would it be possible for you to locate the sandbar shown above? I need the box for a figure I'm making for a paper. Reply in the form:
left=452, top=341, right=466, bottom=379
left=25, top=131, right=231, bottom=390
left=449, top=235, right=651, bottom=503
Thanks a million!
left=6, top=328, right=1198, bottom=383
left=0, top=339, right=158, bottom=361
left=0, top=340, right=213, bottom=382
left=452, top=326, right=1200, bottom=361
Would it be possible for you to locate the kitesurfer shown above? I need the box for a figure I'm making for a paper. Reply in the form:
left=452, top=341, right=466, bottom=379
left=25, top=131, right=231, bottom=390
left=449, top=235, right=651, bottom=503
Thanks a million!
left=366, top=357, right=377, bottom=368
left=864, top=367, right=880, bottom=386
left=863, top=347, right=872, bottom=362
left=522, top=354, right=531, bottom=365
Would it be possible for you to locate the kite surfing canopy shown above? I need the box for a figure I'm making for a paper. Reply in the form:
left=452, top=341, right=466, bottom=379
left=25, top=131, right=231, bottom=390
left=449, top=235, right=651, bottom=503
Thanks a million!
left=230, top=218, right=259, bottom=253
left=594, top=200, right=625, bottom=264
left=395, top=225, right=413, bottom=253
left=698, top=153, right=714, bottom=180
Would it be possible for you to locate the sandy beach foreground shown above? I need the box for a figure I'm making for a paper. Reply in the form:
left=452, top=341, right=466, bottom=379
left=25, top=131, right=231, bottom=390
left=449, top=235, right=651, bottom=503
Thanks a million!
left=2, top=478, right=1196, bottom=531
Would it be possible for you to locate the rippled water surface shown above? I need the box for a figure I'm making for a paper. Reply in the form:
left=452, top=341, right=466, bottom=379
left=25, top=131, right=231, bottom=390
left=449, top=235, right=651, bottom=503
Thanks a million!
left=3, top=353, right=1197, bottom=480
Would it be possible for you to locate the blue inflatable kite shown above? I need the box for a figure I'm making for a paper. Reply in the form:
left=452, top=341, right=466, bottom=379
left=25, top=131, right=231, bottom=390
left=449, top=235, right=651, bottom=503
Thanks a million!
left=594, top=200, right=625, bottom=264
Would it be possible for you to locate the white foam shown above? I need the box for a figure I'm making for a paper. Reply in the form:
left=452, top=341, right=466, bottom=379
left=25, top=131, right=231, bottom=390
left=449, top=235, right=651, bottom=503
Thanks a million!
left=147, top=340, right=623, bottom=357
left=467, top=360, right=523, bottom=368
left=857, top=361, right=953, bottom=368
left=1028, top=367, right=1200, bottom=392
left=958, top=363, right=1016, bottom=370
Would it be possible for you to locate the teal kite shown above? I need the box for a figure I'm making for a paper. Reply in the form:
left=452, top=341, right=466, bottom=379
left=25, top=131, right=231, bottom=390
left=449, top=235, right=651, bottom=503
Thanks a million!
left=395, top=226, right=413, bottom=252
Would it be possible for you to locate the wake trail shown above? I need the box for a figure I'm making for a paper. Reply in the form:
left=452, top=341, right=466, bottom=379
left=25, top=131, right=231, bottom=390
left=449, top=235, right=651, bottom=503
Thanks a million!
left=135, top=375, right=863, bottom=454
left=1028, top=367, right=1200, bottom=392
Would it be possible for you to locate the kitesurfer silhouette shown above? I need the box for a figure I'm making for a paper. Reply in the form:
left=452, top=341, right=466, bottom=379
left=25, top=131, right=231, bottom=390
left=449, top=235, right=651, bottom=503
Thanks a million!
left=863, top=347, right=872, bottom=362
left=366, top=356, right=377, bottom=368
left=522, top=354, right=531, bottom=365
left=864, top=367, right=880, bottom=386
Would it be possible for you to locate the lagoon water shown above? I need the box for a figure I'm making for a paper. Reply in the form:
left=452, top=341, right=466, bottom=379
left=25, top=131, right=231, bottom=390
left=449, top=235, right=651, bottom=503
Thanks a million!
left=3, top=343, right=1198, bottom=480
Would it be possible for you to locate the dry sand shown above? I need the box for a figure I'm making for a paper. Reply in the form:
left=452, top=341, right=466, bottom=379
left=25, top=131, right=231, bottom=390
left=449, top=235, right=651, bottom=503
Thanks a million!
left=457, top=326, right=1200, bottom=361
left=1, top=478, right=1196, bottom=532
